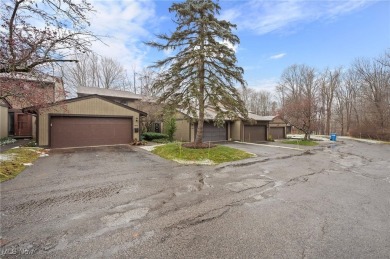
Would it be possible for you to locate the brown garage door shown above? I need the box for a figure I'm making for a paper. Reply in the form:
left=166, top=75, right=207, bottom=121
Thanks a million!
left=270, top=127, right=285, bottom=139
left=195, top=122, right=227, bottom=142
left=244, top=125, right=266, bottom=143
left=50, top=116, right=132, bottom=148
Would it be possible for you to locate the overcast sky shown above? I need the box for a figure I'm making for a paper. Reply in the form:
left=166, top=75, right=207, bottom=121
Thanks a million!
left=88, top=0, right=390, bottom=92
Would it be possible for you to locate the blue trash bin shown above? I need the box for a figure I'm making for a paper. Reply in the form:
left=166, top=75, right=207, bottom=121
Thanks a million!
left=330, top=133, right=337, bottom=141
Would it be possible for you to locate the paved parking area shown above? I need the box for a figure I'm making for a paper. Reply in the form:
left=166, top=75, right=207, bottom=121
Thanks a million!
left=1, top=140, right=389, bottom=258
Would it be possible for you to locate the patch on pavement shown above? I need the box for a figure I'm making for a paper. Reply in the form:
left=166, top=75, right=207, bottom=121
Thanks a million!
left=225, top=178, right=271, bottom=192
left=101, top=207, right=149, bottom=227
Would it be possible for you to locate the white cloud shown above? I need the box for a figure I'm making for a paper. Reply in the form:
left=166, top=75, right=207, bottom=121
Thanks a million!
left=221, top=39, right=238, bottom=52
left=248, top=77, right=279, bottom=93
left=88, top=0, right=157, bottom=71
left=270, top=53, right=286, bottom=59
left=222, top=0, right=375, bottom=35
left=219, top=8, right=241, bottom=22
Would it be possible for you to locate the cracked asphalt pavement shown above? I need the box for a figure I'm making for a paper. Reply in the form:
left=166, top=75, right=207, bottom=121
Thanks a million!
left=1, top=140, right=389, bottom=258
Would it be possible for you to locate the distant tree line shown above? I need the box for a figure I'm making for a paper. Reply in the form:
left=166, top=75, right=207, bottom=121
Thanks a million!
left=60, top=53, right=160, bottom=98
left=239, top=87, right=277, bottom=116
left=276, top=51, right=390, bottom=140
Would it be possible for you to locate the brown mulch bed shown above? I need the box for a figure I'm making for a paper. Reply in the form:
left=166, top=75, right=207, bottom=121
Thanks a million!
left=182, top=142, right=217, bottom=149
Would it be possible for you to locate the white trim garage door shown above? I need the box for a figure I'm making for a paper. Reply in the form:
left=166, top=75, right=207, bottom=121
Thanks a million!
left=50, top=116, right=133, bottom=148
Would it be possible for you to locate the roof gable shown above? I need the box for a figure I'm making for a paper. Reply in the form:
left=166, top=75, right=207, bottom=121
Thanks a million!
left=247, top=113, right=275, bottom=121
left=77, top=86, right=143, bottom=100
left=24, top=95, right=147, bottom=116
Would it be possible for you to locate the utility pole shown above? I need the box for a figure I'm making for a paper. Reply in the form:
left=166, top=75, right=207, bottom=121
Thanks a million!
left=133, top=71, right=136, bottom=94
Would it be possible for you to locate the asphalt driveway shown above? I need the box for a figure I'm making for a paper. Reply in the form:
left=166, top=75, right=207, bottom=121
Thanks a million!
left=1, top=140, right=389, bottom=258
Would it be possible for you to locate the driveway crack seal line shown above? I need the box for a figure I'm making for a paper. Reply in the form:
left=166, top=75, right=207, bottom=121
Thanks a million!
left=173, top=207, right=231, bottom=229
left=286, top=169, right=327, bottom=185
left=235, top=180, right=275, bottom=193
left=216, top=150, right=314, bottom=171
left=162, top=181, right=277, bottom=232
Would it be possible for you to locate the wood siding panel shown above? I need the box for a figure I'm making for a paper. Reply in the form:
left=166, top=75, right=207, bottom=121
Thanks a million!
left=0, top=106, right=8, bottom=138
left=174, top=119, right=191, bottom=142
left=231, top=120, right=241, bottom=141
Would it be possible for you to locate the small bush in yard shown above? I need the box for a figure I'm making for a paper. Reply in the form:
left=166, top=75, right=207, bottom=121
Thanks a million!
left=0, top=137, right=16, bottom=146
left=164, top=117, right=177, bottom=142
left=23, top=140, right=37, bottom=147
left=142, top=132, right=168, bottom=141
left=152, top=138, right=169, bottom=144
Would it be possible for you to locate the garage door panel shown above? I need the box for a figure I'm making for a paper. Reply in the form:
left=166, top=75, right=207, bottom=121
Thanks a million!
left=195, top=122, right=227, bottom=142
left=51, top=117, right=132, bottom=148
left=270, top=127, right=285, bottom=139
left=244, top=125, right=266, bottom=143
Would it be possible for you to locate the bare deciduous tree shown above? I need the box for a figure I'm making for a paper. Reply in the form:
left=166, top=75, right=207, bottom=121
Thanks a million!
left=319, top=67, right=341, bottom=135
left=351, top=56, right=390, bottom=138
left=99, top=57, right=127, bottom=89
left=1, top=0, right=99, bottom=107
left=334, top=69, right=360, bottom=135
left=277, top=64, right=318, bottom=140
left=240, top=87, right=275, bottom=116
left=275, top=51, right=389, bottom=140
left=136, top=68, right=159, bottom=97
left=61, top=53, right=132, bottom=96
left=1, top=0, right=99, bottom=74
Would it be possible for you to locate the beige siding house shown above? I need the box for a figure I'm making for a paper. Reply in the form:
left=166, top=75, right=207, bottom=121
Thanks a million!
left=28, top=95, right=147, bottom=148
left=77, top=86, right=162, bottom=133
left=174, top=111, right=193, bottom=142
left=174, top=108, right=274, bottom=143
left=269, top=116, right=290, bottom=139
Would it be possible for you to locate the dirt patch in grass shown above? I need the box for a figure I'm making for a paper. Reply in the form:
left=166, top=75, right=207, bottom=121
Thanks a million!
left=152, top=143, right=254, bottom=164
left=0, top=148, right=43, bottom=182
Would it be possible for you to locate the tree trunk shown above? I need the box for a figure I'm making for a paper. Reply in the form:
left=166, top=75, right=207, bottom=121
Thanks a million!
left=326, top=108, right=331, bottom=135
left=194, top=12, right=206, bottom=146
left=195, top=55, right=206, bottom=145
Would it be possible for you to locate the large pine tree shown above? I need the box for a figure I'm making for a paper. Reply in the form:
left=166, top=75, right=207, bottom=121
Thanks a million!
left=147, top=0, right=247, bottom=145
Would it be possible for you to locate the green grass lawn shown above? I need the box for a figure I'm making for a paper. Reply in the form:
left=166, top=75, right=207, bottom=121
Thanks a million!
left=282, top=139, right=318, bottom=146
left=152, top=143, right=254, bottom=164
left=0, top=148, right=43, bottom=182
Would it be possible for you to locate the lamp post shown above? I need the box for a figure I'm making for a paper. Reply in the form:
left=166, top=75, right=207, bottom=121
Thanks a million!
left=133, top=71, right=137, bottom=94
left=133, top=71, right=144, bottom=95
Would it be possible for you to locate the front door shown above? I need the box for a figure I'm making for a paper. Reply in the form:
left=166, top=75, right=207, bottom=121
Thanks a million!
left=14, top=113, right=32, bottom=136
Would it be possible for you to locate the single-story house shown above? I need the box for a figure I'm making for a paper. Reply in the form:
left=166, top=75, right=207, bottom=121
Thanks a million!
left=174, top=108, right=275, bottom=143
left=24, top=95, right=147, bottom=148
